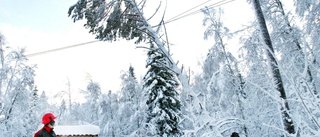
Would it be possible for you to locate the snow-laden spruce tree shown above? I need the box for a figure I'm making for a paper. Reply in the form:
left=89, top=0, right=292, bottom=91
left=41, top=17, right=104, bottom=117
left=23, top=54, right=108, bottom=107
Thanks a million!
left=68, top=2, right=204, bottom=135
left=143, top=43, right=182, bottom=137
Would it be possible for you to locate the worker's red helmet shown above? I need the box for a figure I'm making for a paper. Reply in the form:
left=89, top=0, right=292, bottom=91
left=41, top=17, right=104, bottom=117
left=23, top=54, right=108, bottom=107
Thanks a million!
left=42, top=112, right=57, bottom=124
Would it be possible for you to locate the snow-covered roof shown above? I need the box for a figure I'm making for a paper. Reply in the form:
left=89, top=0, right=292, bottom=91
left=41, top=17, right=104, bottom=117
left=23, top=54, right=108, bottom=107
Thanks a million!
left=0, top=115, right=4, bottom=120
left=55, top=125, right=100, bottom=136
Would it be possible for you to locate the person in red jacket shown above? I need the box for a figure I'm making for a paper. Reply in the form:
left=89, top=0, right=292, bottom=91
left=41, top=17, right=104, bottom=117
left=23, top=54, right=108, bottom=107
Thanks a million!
left=34, top=112, right=57, bottom=137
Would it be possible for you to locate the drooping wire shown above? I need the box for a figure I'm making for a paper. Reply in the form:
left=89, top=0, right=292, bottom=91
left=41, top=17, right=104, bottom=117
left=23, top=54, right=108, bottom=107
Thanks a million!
left=26, top=0, right=236, bottom=57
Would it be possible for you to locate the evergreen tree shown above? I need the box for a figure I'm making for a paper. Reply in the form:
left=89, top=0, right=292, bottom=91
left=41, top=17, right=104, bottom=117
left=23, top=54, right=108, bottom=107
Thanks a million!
left=143, top=43, right=182, bottom=137
left=68, top=0, right=192, bottom=97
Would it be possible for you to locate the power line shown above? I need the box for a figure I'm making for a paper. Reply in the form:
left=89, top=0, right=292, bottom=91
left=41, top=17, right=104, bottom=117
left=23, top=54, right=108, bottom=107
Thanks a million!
left=26, top=40, right=100, bottom=57
left=165, top=0, right=236, bottom=24
left=165, top=0, right=214, bottom=23
left=26, top=0, right=236, bottom=57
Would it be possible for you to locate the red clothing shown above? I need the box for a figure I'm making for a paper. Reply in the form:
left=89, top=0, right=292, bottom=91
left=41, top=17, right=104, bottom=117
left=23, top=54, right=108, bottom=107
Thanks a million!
left=34, top=126, right=56, bottom=137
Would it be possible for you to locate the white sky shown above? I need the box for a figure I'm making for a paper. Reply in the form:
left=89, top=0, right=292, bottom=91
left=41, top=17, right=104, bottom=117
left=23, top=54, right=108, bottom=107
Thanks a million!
left=0, top=0, right=253, bottom=103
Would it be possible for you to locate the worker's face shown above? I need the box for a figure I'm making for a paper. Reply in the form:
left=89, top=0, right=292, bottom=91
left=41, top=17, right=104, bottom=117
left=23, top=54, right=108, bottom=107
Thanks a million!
left=48, top=124, right=54, bottom=128
left=48, top=120, right=55, bottom=128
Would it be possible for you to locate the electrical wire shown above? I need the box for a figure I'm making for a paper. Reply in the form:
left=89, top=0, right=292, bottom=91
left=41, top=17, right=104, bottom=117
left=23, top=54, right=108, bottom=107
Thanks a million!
left=26, top=40, right=100, bottom=57
left=165, top=0, right=236, bottom=24
left=26, top=0, right=236, bottom=57
left=164, top=0, right=214, bottom=23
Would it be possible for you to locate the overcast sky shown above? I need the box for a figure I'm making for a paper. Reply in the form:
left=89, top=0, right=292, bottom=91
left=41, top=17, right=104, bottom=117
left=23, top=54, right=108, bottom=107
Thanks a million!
left=0, top=0, right=253, bottom=103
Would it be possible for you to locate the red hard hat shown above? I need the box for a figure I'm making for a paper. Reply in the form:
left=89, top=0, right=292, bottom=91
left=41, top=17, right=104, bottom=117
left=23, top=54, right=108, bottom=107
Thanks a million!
left=42, top=112, right=57, bottom=124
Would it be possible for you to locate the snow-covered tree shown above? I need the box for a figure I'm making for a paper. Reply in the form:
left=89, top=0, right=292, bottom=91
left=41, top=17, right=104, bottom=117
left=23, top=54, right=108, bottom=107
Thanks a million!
left=99, top=90, right=119, bottom=136
left=117, top=65, right=145, bottom=136
left=58, top=99, right=67, bottom=123
left=184, top=7, right=247, bottom=136
left=68, top=0, right=192, bottom=99
left=38, top=91, right=50, bottom=114
left=143, top=43, right=182, bottom=137
left=26, top=87, right=40, bottom=135
left=251, top=0, right=295, bottom=135
left=120, top=65, right=139, bottom=102
left=294, top=0, right=320, bottom=82
left=292, top=1, right=320, bottom=135
left=83, top=79, right=101, bottom=124
left=55, top=78, right=73, bottom=113
left=238, top=28, right=285, bottom=136
left=54, top=78, right=75, bottom=125
left=258, top=0, right=320, bottom=135
left=0, top=32, right=37, bottom=136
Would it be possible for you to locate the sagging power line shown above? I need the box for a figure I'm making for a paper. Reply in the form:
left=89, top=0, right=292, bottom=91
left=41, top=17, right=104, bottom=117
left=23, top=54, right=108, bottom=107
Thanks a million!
left=26, top=0, right=236, bottom=57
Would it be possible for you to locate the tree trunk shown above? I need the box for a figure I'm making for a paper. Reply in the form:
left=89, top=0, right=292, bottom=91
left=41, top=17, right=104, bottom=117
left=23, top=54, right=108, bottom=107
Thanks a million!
left=252, top=0, right=295, bottom=135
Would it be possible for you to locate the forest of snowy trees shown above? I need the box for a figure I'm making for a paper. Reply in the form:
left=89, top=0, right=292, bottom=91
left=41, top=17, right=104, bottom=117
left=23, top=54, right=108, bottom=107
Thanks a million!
left=1, top=0, right=320, bottom=136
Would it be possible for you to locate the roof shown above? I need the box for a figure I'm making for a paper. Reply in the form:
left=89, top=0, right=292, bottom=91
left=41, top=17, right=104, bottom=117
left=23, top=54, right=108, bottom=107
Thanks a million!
left=0, top=115, right=4, bottom=121
left=54, top=125, right=100, bottom=136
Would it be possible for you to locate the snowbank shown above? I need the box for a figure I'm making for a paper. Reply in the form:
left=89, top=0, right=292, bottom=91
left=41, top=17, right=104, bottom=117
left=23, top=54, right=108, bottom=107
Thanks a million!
left=54, top=125, right=100, bottom=136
